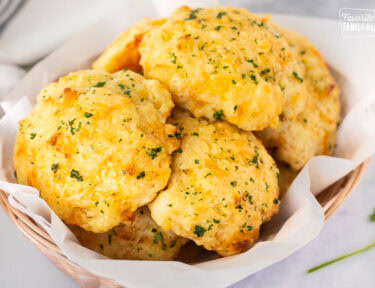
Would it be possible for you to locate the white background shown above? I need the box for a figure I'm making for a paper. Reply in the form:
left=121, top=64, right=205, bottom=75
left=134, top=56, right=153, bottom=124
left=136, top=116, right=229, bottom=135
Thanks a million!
left=0, top=0, right=374, bottom=287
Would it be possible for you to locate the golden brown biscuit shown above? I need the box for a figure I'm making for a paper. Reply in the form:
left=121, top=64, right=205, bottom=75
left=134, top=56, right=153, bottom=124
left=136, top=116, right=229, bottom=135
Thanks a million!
left=139, top=6, right=308, bottom=131
left=257, top=27, right=340, bottom=170
left=14, top=70, right=179, bottom=233
left=149, top=109, right=279, bottom=256
left=70, top=207, right=188, bottom=260
left=93, top=18, right=166, bottom=73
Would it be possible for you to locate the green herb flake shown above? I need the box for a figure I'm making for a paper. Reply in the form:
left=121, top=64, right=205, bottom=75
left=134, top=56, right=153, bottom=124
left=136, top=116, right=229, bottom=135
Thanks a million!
left=186, top=8, right=201, bottom=20
left=194, top=225, right=206, bottom=237
left=70, top=169, right=83, bottom=181
left=214, top=25, right=223, bottom=31
left=30, top=133, right=37, bottom=139
left=216, top=11, right=227, bottom=19
left=292, top=71, right=304, bottom=83
left=230, top=181, right=237, bottom=187
left=153, top=232, right=167, bottom=250
left=169, top=52, right=177, bottom=64
left=136, top=171, right=145, bottom=179
left=94, top=81, right=106, bottom=88
left=213, top=109, right=225, bottom=120
left=235, top=204, right=243, bottom=211
left=250, top=74, right=258, bottom=84
left=260, top=68, right=271, bottom=76
left=84, top=112, right=93, bottom=118
left=147, top=146, right=162, bottom=159
left=170, top=240, right=176, bottom=248
left=251, top=150, right=260, bottom=168
left=51, top=163, right=59, bottom=174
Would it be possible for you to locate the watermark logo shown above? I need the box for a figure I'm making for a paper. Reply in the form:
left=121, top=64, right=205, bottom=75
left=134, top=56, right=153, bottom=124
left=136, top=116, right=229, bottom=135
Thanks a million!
left=339, top=8, right=375, bottom=38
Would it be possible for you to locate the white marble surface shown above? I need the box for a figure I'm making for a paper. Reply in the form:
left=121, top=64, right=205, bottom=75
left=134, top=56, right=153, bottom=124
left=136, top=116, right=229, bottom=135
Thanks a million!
left=1, top=0, right=375, bottom=287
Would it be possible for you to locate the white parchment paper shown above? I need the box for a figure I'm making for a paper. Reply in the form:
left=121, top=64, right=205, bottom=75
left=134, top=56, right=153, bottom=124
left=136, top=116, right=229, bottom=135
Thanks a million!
left=0, top=1, right=375, bottom=287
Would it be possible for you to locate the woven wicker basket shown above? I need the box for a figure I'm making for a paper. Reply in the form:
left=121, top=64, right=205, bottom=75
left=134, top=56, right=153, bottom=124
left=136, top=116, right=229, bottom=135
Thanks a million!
left=0, top=159, right=370, bottom=287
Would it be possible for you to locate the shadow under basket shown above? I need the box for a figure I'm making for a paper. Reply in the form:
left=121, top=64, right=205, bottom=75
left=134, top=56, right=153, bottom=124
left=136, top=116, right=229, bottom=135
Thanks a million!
left=0, top=159, right=370, bottom=288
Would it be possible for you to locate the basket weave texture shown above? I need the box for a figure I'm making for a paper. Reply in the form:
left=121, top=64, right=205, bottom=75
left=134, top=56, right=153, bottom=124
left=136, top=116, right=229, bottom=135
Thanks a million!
left=0, top=159, right=370, bottom=288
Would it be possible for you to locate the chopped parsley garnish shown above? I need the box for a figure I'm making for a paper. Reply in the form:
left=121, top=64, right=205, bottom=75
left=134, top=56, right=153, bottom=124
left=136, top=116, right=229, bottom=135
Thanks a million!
left=51, top=163, right=59, bottom=174
left=84, top=112, right=93, bottom=118
left=230, top=181, right=237, bottom=187
left=234, top=105, right=238, bottom=111
left=214, top=25, right=223, bottom=31
left=118, top=84, right=125, bottom=90
left=191, top=132, right=199, bottom=136
left=94, top=81, right=106, bottom=87
left=273, top=199, right=279, bottom=204
left=170, top=240, right=176, bottom=248
left=186, top=8, right=201, bottom=20
left=216, top=11, right=227, bottom=19
left=195, top=159, right=200, bottom=164
left=194, top=225, right=206, bottom=237
left=248, top=59, right=258, bottom=68
left=235, top=204, right=243, bottom=211
left=136, top=171, right=145, bottom=179
left=213, top=109, right=225, bottom=120
left=169, top=52, right=177, bottom=64
left=124, top=90, right=131, bottom=95
left=68, top=119, right=82, bottom=135
left=292, top=71, right=304, bottom=83
left=30, top=133, right=36, bottom=139
left=147, top=146, right=162, bottom=159
left=173, top=131, right=182, bottom=139
left=251, top=150, right=260, bottom=168
left=260, top=68, right=271, bottom=76
left=177, top=147, right=183, bottom=153
left=250, top=74, right=258, bottom=84
left=70, top=169, right=83, bottom=181
left=153, top=232, right=167, bottom=250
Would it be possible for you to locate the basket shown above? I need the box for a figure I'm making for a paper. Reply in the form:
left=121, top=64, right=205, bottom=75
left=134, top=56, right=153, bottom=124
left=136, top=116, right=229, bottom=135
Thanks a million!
left=0, top=159, right=370, bottom=288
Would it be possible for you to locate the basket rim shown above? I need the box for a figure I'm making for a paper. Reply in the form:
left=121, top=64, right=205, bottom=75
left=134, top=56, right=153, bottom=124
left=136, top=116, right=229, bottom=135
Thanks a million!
left=0, top=158, right=370, bottom=287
